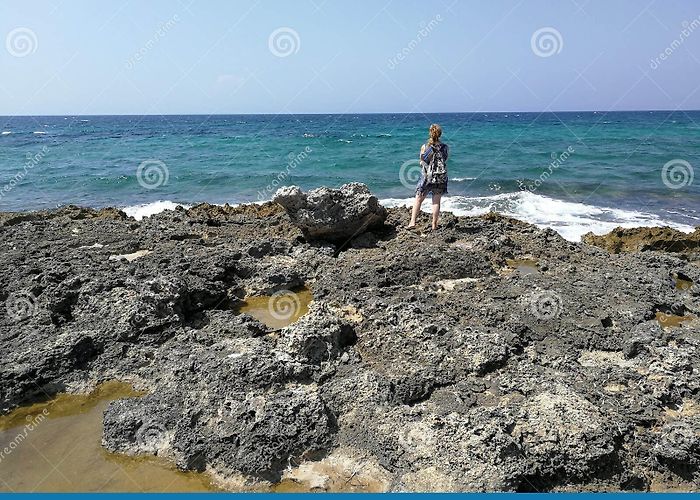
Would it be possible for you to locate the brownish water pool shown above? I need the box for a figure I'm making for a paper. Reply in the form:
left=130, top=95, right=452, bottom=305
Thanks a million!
left=236, top=286, right=313, bottom=330
left=0, top=382, right=217, bottom=492
left=505, top=258, right=539, bottom=275
left=0, top=380, right=382, bottom=493
left=656, top=311, right=695, bottom=328
left=673, top=273, right=694, bottom=291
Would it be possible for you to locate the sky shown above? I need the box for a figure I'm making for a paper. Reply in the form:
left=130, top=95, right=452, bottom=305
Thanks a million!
left=1, top=0, right=699, bottom=115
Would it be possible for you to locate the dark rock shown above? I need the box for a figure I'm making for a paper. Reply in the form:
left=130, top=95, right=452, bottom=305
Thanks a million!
left=1, top=192, right=700, bottom=490
left=582, top=226, right=700, bottom=259
left=654, top=418, right=700, bottom=467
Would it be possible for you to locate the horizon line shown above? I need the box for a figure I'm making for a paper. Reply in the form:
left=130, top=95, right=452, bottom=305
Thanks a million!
left=2, top=108, right=700, bottom=118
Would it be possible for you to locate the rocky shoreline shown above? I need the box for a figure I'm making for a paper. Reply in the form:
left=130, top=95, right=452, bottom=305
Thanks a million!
left=1, top=183, right=699, bottom=492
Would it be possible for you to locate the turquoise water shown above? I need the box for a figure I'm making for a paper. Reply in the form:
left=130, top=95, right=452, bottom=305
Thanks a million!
left=0, top=112, right=698, bottom=240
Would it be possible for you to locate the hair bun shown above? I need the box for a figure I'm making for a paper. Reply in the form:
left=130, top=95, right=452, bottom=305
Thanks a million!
left=429, top=124, right=442, bottom=144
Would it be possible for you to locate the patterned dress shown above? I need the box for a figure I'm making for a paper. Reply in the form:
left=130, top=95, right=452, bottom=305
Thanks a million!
left=416, top=142, right=449, bottom=195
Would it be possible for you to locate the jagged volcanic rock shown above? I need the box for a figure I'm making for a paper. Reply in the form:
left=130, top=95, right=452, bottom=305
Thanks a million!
left=582, top=226, right=700, bottom=260
left=1, top=192, right=699, bottom=491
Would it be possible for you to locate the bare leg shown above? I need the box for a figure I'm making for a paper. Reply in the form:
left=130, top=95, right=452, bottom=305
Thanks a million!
left=408, top=193, right=426, bottom=227
left=431, top=193, right=442, bottom=230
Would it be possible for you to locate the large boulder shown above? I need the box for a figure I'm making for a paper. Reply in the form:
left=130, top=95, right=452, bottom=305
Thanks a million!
left=273, top=183, right=387, bottom=242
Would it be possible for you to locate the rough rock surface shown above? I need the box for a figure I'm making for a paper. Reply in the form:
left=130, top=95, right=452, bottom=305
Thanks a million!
left=273, top=183, right=387, bottom=242
left=582, top=226, right=700, bottom=261
left=1, top=192, right=699, bottom=491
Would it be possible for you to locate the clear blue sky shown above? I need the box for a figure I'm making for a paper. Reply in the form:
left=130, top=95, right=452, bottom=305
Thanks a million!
left=1, top=0, right=699, bottom=115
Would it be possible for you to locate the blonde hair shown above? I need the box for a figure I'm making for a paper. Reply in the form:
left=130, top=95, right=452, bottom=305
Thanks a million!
left=428, top=124, right=442, bottom=145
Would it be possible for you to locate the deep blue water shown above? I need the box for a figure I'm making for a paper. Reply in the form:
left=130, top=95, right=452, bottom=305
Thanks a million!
left=0, top=112, right=698, bottom=240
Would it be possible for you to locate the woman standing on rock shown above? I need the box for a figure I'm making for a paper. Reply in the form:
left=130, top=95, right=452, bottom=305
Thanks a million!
left=409, top=124, right=449, bottom=231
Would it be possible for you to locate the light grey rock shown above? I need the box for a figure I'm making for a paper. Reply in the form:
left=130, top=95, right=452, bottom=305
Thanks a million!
left=273, top=183, right=387, bottom=241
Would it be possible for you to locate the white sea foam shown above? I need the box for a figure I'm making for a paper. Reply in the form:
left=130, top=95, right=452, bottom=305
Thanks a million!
left=1, top=131, right=11, bottom=136
left=380, top=191, right=695, bottom=242
left=121, top=199, right=269, bottom=220
left=120, top=192, right=695, bottom=242
left=451, top=177, right=476, bottom=182
left=33, top=131, right=47, bottom=135
left=122, top=200, right=190, bottom=220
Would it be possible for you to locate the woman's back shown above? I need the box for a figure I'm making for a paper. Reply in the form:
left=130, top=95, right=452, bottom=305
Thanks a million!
left=409, top=124, right=449, bottom=231
left=421, top=141, right=449, bottom=170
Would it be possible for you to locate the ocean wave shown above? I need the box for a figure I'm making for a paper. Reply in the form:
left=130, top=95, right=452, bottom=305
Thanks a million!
left=1, top=131, right=11, bottom=136
left=121, top=199, right=270, bottom=220
left=119, top=191, right=695, bottom=241
left=450, top=177, right=476, bottom=182
left=380, top=191, right=695, bottom=242
left=122, top=201, right=191, bottom=220
left=666, top=208, right=699, bottom=219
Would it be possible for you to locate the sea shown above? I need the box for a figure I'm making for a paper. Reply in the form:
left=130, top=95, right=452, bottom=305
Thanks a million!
left=0, top=112, right=698, bottom=241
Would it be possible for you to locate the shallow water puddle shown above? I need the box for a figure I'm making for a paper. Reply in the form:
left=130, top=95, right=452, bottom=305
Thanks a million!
left=505, top=258, right=539, bottom=275
left=236, top=286, right=313, bottom=330
left=673, top=273, right=694, bottom=291
left=656, top=311, right=695, bottom=328
left=0, top=381, right=217, bottom=492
